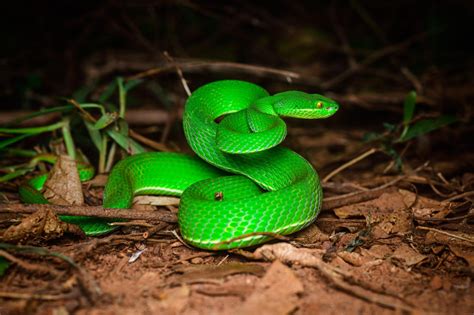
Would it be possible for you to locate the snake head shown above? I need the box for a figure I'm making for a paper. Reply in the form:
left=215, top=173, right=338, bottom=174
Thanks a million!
left=272, top=91, right=339, bottom=119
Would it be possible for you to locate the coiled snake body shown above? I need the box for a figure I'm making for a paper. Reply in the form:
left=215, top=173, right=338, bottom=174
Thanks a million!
left=23, top=80, right=339, bottom=250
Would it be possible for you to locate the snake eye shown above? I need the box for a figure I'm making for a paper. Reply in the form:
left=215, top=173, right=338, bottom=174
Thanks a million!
left=316, top=101, right=323, bottom=109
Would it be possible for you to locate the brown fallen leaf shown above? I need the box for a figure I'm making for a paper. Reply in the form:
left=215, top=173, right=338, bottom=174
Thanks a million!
left=363, top=244, right=393, bottom=259
left=337, top=251, right=375, bottom=267
left=295, top=224, right=330, bottom=244
left=447, top=245, right=474, bottom=267
left=424, top=229, right=474, bottom=247
left=391, top=244, right=427, bottom=267
left=398, top=189, right=452, bottom=219
left=43, top=155, right=84, bottom=206
left=0, top=208, right=85, bottom=243
left=234, top=260, right=304, bottom=315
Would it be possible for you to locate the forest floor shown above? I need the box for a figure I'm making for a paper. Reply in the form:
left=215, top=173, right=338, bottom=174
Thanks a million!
left=0, top=96, right=472, bottom=314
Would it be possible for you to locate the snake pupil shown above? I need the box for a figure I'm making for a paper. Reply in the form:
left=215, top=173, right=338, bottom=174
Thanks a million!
left=316, top=101, right=323, bottom=108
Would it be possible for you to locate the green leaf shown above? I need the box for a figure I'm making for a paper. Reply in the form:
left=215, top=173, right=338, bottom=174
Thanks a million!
left=93, top=112, right=119, bottom=130
left=84, top=121, right=103, bottom=152
left=124, top=79, right=143, bottom=92
left=0, top=167, right=33, bottom=183
left=0, top=257, right=11, bottom=277
left=398, top=115, right=457, bottom=142
left=106, top=129, right=145, bottom=155
left=403, top=91, right=417, bottom=125
left=362, top=132, right=382, bottom=142
left=0, top=121, right=66, bottom=135
left=382, top=123, right=396, bottom=132
left=0, top=134, right=32, bottom=150
left=73, top=84, right=96, bottom=102
left=98, top=81, right=118, bottom=104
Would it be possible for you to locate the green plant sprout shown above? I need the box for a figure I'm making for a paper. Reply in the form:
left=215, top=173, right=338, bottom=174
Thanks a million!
left=363, top=90, right=456, bottom=170
left=0, top=77, right=146, bottom=182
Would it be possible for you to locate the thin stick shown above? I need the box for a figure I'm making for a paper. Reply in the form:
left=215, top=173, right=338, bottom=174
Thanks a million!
left=0, top=249, right=56, bottom=275
left=443, top=191, right=474, bottom=202
left=323, top=148, right=378, bottom=183
left=417, top=226, right=474, bottom=244
left=129, top=129, right=171, bottom=152
left=321, top=32, right=427, bottom=89
left=164, top=52, right=191, bottom=97
left=322, top=187, right=396, bottom=211
left=0, top=203, right=177, bottom=223
left=127, top=59, right=301, bottom=83
left=0, top=291, right=75, bottom=300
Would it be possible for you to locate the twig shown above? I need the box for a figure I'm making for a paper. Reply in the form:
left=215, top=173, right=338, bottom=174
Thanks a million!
left=323, top=148, right=378, bottom=183
left=417, top=226, right=474, bottom=244
left=330, top=4, right=357, bottom=68
left=171, top=229, right=193, bottom=249
left=0, top=291, right=76, bottom=300
left=127, top=59, right=301, bottom=83
left=236, top=243, right=415, bottom=312
left=322, top=187, right=396, bottom=211
left=443, top=191, right=474, bottom=202
left=163, top=52, right=191, bottom=97
left=414, top=213, right=473, bottom=222
left=0, top=203, right=177, bottom=223
left=0, top=249, right=56, bottom=275
left=129, top=129, right=171, bottom=152
left=321, top=32, right=427, bottom=89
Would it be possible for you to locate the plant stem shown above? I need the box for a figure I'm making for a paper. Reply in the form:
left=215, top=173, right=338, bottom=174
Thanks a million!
left=105, top=142, right=117, bottom=172
left=117, top=77, right=126, bottom=119
left=61, top=118, right=76, bottom=160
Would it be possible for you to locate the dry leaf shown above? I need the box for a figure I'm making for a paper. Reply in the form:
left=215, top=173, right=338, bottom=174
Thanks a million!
left=43, top=155, right=84, bottom=205
left=424, top=230, right=474, bottom=247
left=392, top=244, right=427, bottom=266
left=1, top=208, right=84, bottom=243
left=398, top=189, right=452, bottom=219
left=235, top=260, right=303, bottom=315
left=363, top=244, right=393, bottom=259
left=337, top=251, right=374, bottom=267
left=448, top=245, right=474, bottom=267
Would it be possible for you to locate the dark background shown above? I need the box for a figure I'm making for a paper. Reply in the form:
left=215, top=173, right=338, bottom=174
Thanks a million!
left=1, top=0, right=473, bottom=169
left=2, top=1, right=473, bottom=105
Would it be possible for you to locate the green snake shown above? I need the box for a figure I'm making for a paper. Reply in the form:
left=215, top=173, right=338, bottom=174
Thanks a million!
left=21, top=80, right=338, bottom=250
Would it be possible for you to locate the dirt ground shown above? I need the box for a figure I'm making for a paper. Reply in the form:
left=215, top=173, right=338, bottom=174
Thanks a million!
left=1, top=121, right=473, bottom=315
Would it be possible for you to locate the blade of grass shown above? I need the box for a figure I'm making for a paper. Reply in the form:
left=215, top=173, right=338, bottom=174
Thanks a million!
left=84, top=121, right=103, bottom=152
left=400, top=91, right=417, bottom=140
left=5, top=104, right=105, bottom=126
left=0, top=121, right=67, bottom=135
left=106, top=129, right=145, bottom=155
left=98, top=81, right=118, bottom=104
left=403, top=91, right=417, bottom=125
left=0, top=134, right=33, bottom=150
left=117, top=77, right=126, bottom=119
left=0, top=167, right=34, bottom=183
